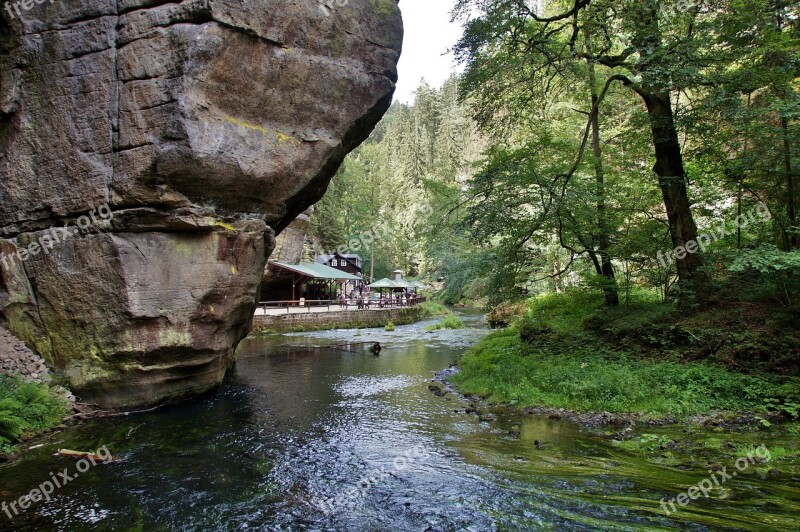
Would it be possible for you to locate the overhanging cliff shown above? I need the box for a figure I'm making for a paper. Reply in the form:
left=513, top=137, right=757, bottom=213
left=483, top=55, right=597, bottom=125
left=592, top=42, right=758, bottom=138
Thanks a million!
left=0, top=0, right=402, bottom=409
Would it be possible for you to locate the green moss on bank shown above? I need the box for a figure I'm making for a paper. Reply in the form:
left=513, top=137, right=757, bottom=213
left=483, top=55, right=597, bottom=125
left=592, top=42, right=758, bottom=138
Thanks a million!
left=453, top=291, right=799, bottom=419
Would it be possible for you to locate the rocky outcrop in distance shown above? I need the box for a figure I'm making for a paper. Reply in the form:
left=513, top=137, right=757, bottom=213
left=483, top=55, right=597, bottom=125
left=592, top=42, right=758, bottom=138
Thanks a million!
left=0, top=0, right=402, bottom=409
left=270, top=208, right=314, bottom=265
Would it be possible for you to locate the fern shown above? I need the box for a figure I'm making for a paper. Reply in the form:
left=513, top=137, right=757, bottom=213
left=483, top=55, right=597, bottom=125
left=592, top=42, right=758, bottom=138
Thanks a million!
left=14, top=382, right=50, bottom=405
left=0, top=397, right=22, bottom=412
left=0, top=410, right=24, bottom=442
left=0, top=379, right=68, bottom=440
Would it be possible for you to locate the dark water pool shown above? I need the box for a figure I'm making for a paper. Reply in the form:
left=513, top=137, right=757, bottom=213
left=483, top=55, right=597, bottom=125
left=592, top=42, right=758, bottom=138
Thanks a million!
left=1, top=314, right=797, bottom=530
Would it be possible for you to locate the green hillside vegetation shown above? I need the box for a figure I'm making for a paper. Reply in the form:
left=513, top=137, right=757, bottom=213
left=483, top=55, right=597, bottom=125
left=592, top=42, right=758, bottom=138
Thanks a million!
left=0, top=376, right=68, bottom=453
left=314, top=0, right=799, bottom=420
left=454, top=291, right=799, bottom=419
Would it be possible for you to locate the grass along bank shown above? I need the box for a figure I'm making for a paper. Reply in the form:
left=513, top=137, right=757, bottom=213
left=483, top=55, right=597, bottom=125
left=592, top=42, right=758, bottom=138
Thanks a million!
left=452, top=291, right=799, bottom=420
left=416, top=301, right=451, bottom=318
left=417, top=301, right=467, bottom=331
left=425, top=314, right=466, bottom=332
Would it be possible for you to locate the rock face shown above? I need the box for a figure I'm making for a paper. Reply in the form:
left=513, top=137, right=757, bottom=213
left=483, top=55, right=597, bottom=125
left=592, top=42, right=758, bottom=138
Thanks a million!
left=260, top=207, right=315, bottom=301
left=270, top=208, right=314, bottom=265
left=0, top=0, right=402, bottom=409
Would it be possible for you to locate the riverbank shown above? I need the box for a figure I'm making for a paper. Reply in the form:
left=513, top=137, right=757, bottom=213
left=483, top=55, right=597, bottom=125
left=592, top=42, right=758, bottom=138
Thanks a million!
left=442, top=289, right=800, bottom=471
left=429, top=294, right=800, bottom=483
left=0, top=376, right=72, bottom=462
left=251, top=301, right=449, bottom=334
left=452, top=291, right=799, bottom=420
left=1, top=328, right=76, bottom=462
left=431, top=369, right=800, bottom=481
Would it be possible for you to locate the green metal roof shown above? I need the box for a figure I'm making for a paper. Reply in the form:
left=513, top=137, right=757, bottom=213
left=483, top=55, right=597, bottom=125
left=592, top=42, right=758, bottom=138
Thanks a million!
left=368, top=278, right=400, bottom=289
left=269, top=261, right=362, bottom=281
left=368, top=278, right=423, bottom=289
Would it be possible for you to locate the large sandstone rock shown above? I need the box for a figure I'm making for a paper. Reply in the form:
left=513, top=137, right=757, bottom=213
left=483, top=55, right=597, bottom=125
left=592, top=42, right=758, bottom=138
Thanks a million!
left=0, top=0, right=402, bottom=409
left=271, top=207, right=314, bottom=265
left=260, top=207, right=315, bottom=301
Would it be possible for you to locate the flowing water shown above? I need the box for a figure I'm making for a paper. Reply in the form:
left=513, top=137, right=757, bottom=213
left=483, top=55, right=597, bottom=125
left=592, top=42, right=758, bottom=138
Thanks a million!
left=1, top=314, right=798, bottom=530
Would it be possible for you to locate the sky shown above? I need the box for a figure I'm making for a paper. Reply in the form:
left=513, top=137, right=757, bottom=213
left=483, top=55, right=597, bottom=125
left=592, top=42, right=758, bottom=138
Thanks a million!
left=394, top=0, right=464, bottom=104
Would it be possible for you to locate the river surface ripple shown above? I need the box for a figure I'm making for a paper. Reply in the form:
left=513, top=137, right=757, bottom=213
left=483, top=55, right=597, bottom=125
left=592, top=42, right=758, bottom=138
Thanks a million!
left=1, top=314, right=797, bottom=530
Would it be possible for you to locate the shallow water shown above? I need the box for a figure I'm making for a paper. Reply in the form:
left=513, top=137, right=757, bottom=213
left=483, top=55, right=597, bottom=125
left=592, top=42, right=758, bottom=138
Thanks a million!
left=1, top=314, right=798, bottom=530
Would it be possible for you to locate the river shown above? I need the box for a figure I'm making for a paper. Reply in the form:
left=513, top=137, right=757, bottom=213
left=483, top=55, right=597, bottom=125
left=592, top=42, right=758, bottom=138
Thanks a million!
left=0, top=314, right=797, bottom=530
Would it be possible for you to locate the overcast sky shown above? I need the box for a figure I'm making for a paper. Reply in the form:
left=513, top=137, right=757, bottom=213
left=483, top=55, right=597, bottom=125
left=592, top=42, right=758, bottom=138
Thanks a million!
left=394, top=0, right=464, bottom=104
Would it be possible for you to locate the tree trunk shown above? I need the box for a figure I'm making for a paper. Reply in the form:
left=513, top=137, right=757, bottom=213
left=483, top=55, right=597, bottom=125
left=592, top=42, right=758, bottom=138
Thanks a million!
left=551, top=237, right=565, bottom=294
left=369, top=228, right=375, bottom=283
left=737, top=180, right=743, bottom=249
left=738, top=92, right=751, bottom=250
left=630, top=0, right=710, bottom=306
left=586, top=43, right=619, bottom=306
left=641, top=90, right=710, bottom=305
left=782, top=115, right=797, bottom=248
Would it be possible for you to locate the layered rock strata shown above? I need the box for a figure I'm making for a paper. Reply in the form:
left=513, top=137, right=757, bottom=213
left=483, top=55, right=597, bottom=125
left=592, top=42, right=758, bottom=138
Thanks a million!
left=0, top=0, right=402, bottom=408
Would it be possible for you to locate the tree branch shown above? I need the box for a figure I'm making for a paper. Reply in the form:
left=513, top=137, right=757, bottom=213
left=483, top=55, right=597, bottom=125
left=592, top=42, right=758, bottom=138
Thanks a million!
left=519, top=0, right=591, bottom=24
left=578, top=47, right=636, bottom=69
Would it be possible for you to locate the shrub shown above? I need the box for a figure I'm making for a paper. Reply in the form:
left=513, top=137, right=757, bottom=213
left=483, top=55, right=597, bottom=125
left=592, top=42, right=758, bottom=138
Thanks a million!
left=522, top=290, right=604, bottom=335
left=486, top=300, right=527, bottom=328
left=0, top=410, right=24, bottom=446
left=425, top=315, right=466, bottom=331
left=384, top=321, right=396, bottom=332
left=727, top=245, right=800, bottom=306
left=417, top=301, right=449, bottom=317
left=0, top=376, right=68, bottom=452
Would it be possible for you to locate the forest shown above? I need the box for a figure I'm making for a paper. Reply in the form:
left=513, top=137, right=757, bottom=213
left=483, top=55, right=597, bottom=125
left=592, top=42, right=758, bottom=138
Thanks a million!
left=313, top=0, right=800, bottom=415
left=318, top=0, right=799, bottom=306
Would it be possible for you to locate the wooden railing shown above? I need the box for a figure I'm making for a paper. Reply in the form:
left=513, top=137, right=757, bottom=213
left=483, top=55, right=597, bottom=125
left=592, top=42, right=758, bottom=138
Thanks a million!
left=257, top=296, right=427, bottom=313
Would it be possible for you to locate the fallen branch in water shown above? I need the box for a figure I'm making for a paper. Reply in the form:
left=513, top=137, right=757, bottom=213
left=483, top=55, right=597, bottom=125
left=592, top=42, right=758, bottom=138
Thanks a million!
left=57, top=449, right=100, bottom=460
left=279, top=344, right=321, bottom=349
left=62, top=404, right=162, bottom=423
left=55, top=448, right=116, bottom=463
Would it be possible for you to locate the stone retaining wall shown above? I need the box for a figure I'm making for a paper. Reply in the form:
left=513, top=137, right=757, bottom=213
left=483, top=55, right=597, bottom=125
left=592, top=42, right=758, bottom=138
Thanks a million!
left=252, top=307, right=426, bottom=334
